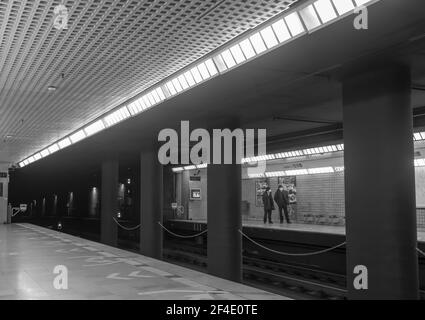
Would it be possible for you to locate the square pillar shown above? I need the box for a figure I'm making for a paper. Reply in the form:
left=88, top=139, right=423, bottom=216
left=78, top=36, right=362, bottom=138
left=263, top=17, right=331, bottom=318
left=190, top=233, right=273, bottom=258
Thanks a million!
left=100, top=159, right=118, bottom=246
left=343, top=65, right=419, bottom=299
left=140, top=149, right=163, bottom=259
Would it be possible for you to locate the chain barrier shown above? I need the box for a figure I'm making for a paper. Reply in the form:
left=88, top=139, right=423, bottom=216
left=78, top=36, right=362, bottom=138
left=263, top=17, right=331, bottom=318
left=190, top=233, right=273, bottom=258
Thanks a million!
left=238, top=229, right=346, bottom=257
left=158, top=222, right=208, bottom=238
left=112, top=217, right=141, bottom=231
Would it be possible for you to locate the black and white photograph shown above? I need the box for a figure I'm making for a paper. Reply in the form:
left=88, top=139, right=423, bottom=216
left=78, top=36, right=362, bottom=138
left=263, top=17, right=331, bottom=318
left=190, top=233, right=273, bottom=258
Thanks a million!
left=0, top=0, right=425, bottom=312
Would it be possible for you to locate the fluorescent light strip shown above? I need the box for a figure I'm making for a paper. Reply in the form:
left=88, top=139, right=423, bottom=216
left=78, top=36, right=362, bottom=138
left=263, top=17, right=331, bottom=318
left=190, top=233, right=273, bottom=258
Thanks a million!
left=48, top=144, right=59, bottom=154
left=354, top=0, right=373, bottom=5
left=314, top=0, right=338, bottom=24
left=331, top=0, right=355, bottom=15
left=70, top=130, right=86, bottom=143
left=299, top=4, right=322, bottom=30
left=239, top=38, right=256, bottom=59
left=58, top=138, right=72, bottom=149
left=250, top=32, right=267, bottom=54
left=242, top=143, right=344, bottom=163
left=260, top=26, right=279, bottom=49
left=84, top=120, right=105, bottom=136
left=40, top=149, right=50, bottom=157
left=250, top=166, right=343, bottom=178
left=20, top=0, right=385, bottom=167
left=104, top=106, right=130, bottom=127
left=197, top=62, right=211, bottom=80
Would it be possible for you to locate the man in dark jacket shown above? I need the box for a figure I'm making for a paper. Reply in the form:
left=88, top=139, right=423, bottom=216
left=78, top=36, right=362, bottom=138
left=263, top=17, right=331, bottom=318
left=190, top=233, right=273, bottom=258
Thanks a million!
left=262, top=187, right=275, bottom=224
left=274, top=184, right=291, bottom=224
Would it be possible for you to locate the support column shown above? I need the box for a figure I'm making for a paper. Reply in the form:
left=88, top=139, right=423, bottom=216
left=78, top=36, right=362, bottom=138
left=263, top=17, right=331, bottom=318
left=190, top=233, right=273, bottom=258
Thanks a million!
left=343, top=65, right=419, bottom=299
left=140, top=149, right=163, bottom=259
left=207, top=124, right=242, bottom=282
left=100, top=159, right=118, bottom=246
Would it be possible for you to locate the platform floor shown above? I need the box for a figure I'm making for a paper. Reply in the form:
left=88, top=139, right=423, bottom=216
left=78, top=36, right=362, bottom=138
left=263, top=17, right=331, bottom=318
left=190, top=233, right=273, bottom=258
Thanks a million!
left=176, top=219, right=425, bottom=242
left=0, top=223, right=286, bottom=300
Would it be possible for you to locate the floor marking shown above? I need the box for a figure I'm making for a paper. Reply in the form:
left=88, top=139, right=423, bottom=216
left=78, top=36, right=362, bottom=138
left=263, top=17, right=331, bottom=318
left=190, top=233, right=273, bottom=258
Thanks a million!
left=106, top=271, right=153, bottom=280
left=139, top=266, right=173, bottom=277
left=99, top=252, right=118, bottom=258
left=83, top=246, right=99, bottom=252
left=138, top=289, right=226, bottom=296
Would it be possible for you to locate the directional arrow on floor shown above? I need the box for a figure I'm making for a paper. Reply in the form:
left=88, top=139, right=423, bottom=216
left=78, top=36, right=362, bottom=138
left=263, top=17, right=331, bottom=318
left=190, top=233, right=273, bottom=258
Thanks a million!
left=55, top=248, right=84, bottom=253
left=107, top=273, right=132, bottom=280
left=128, top=271, right=152, bottom=278
left=106, top=271, right=153, bottom=280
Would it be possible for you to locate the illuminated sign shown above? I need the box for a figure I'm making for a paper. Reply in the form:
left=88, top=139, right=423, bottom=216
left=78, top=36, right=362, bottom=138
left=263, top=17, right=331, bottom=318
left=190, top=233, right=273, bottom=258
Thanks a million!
left=190, top=188, right=201, bottom=200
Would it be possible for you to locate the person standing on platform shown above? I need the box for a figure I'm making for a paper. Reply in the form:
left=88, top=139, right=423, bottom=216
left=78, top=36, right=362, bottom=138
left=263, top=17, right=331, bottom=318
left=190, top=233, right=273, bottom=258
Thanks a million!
left=262, top=187, right=275, bottom=224
left=274, top=184, right=291, bottom=224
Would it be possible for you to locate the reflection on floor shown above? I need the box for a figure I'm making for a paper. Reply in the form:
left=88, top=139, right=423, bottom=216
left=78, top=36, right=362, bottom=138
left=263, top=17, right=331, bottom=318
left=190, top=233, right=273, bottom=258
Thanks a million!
left=174, top=219, right=425, bottom=242
left=0, top=223, right=287, bottom=300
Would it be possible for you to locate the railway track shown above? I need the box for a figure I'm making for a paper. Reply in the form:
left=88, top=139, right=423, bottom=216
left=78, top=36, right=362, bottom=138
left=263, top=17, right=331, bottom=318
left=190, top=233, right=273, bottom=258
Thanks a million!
left=163, top=242, right=348, bottom=300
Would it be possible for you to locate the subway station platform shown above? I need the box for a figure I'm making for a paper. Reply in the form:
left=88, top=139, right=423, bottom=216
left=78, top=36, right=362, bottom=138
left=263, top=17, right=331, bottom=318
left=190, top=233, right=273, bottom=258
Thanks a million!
left=0, top=223, right=286, bottom=300
left=170, top=219, right=425, bottom=242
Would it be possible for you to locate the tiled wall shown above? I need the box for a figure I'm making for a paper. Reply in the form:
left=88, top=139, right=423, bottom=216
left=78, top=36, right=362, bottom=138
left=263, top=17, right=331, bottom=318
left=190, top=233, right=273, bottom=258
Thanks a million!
left=241, top=172, right=345, bottom=223
left=180, top=167, right=425, bottom=228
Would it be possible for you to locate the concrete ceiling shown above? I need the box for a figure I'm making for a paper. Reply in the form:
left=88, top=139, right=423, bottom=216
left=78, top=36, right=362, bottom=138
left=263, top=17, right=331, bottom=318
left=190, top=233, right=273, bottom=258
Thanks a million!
left=8, top=0, right=425, bottom=176
left=0, top=0, right=300, bottom=164
left=16, top=0, right=425, bottom=177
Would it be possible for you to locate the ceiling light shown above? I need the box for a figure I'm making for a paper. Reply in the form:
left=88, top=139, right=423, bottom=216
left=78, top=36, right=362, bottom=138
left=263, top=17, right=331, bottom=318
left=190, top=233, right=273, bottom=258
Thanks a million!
left=204, top=59, right=218, bottom=76
left=128, top=102, right=141, bottom=116
left=239, top=38, right=256, bottom=59
left=272, top=19, right=292, bottom=43
left=58, top=138, right=72, bottom=149
left=178, top=75, right=189, bottom=90
left=299, top=4, right=322, bottom=30
left=190, top=66, right=203, bottom=83
left=166, top=81, right=177, bottom=95
left=260, top=26, right=279, bottom=49
left=69, top=130, right=86, bottom=143
left=104, top=107, right=130, bottom=127
left=249, top=33, right=267, bottom=54
left=197, top=62, right=211, bottom=80
left=155, top=87, right=166, bottom=101
left=331, top=0, right=355, bottom=15
left=48, top=144, right=60, bottom=154
left=146, top=92, right=156, bottom=105
left=47, top=86, right=57, bottom=92
left=142, top=95, right=152, bottom=108
left=40, top=149, right=50, bottom=157
left=314, top=0, right=338, bottom=23
left=284, top=12, right=305, bottom=36
left=151, top=89, right=161, bottom=103
left=354, top=0, right=373, bottom=6
left=221, top=49, right=237, bottom=68
left=184, top=71, right=196, bottom=87
left=172, top=78, right=183, bottom=92
left=84, top=120, right=105, bottom=136
left=230, top=44, right=246, bottom=64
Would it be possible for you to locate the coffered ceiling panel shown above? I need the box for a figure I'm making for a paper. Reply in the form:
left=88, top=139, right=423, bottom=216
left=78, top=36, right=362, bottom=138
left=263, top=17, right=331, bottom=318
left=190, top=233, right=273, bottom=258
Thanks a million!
left=0, top=0, right=299, bottom=164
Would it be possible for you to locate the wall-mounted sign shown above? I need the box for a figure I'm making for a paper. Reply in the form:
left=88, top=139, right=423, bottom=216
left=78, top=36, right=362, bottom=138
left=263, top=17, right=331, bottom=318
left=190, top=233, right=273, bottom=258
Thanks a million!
left=190, top=188, right=201, bottom=200
left=20, top=204, right=27, bottom=212
left=190, top=176, right=201, bottom=181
